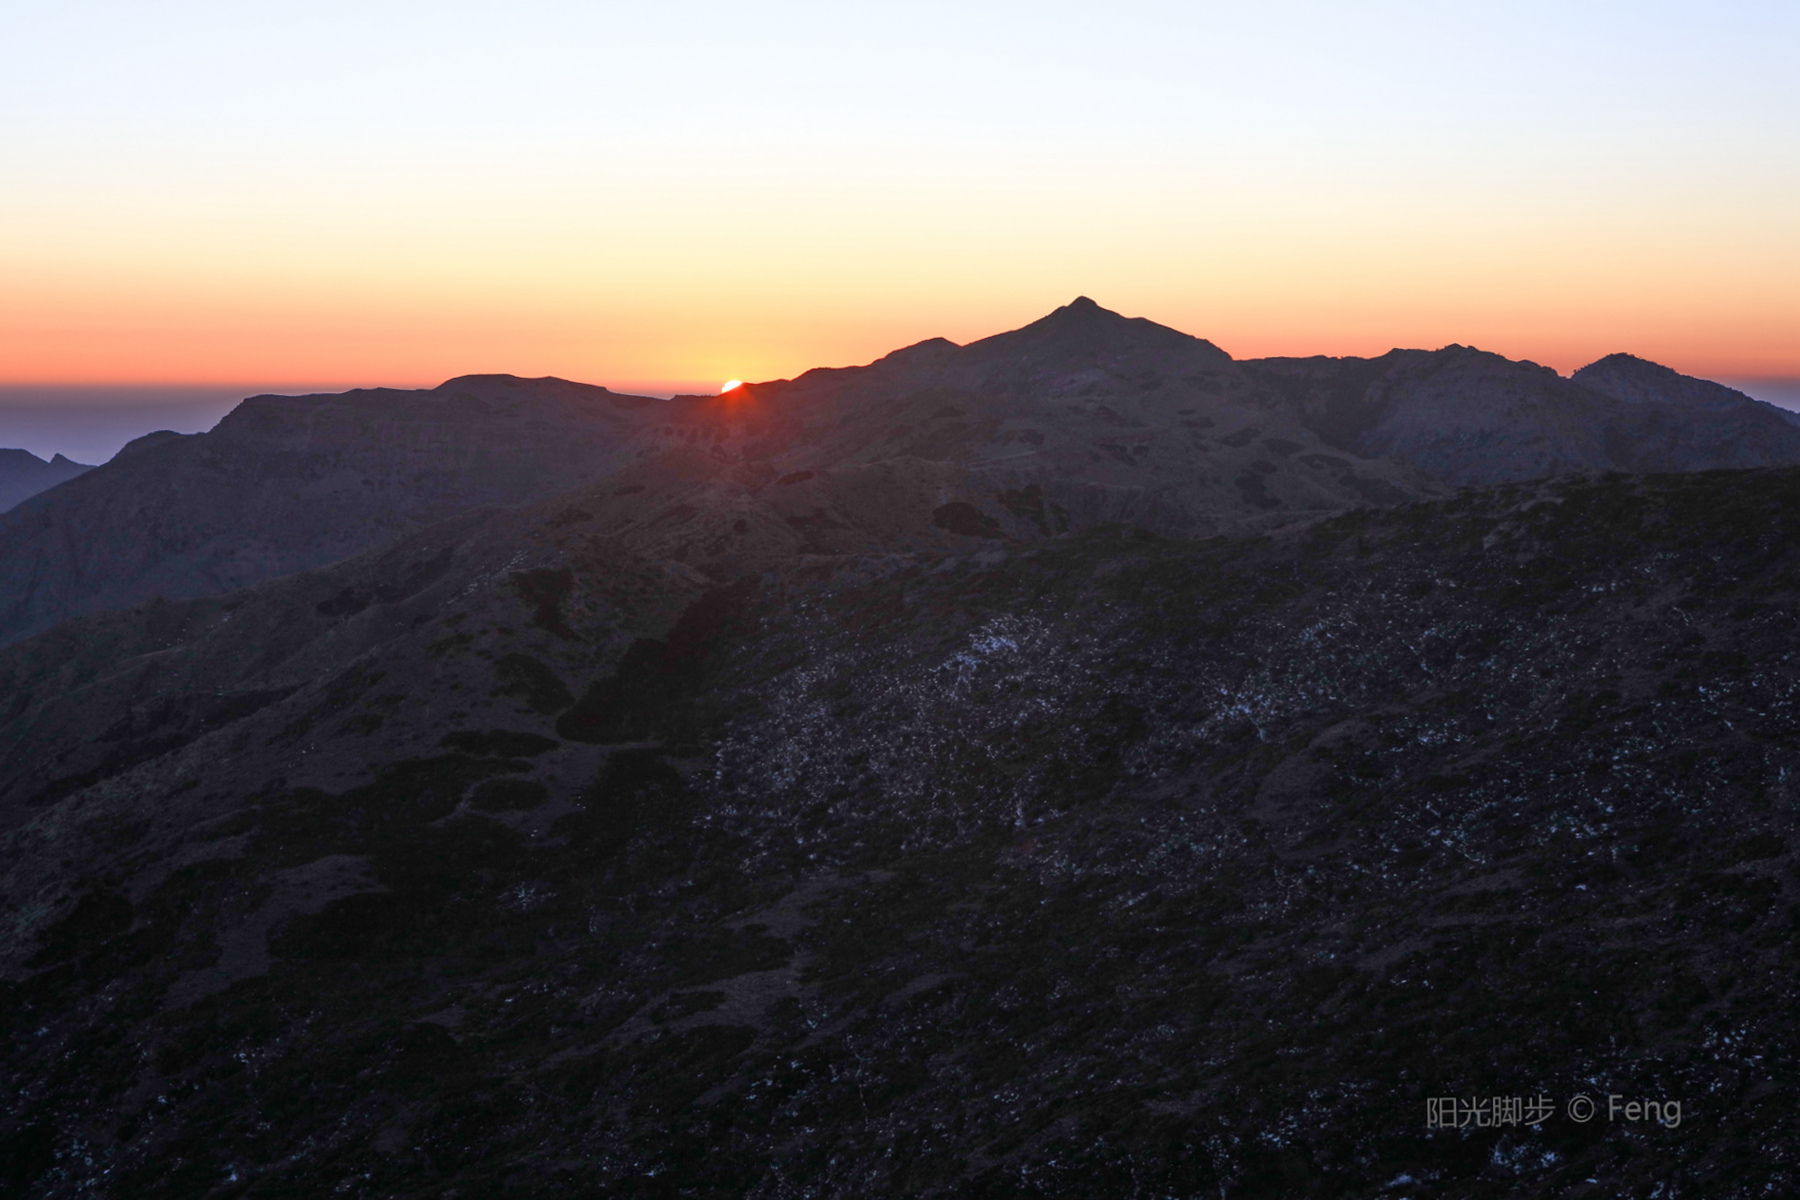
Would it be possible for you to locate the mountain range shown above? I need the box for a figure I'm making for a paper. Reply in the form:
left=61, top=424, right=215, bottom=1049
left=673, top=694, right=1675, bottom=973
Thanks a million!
left=2, top=300, right=1798, bottom=1198
left=4, top=298, right=1796, bottom=650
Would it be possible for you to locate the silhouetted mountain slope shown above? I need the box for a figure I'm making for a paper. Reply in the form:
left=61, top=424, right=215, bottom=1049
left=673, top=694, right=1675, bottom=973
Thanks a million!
left=2, top=466, right=1798, bottom=1196
left=1246, top=345, right=1800, bottom=484
left=0, top=377, right=669, bottom=648
left=676, top=298, right=1436, bottom=538
left=0, top=450, right=90, bottom=514
left=0, top=412, right=1418, bottom=827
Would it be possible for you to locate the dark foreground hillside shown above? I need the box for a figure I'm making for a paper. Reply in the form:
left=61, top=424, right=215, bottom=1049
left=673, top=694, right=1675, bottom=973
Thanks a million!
left=4, top=468, right=1800, bottom=1198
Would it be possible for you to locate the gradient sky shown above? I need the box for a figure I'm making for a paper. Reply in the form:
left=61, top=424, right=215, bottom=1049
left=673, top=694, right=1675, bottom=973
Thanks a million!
left=2, top=1, right=1796, bottom=397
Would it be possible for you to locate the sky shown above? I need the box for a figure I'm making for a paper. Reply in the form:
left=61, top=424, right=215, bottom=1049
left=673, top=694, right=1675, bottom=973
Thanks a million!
left=1, top=1, right=1796, bottom=452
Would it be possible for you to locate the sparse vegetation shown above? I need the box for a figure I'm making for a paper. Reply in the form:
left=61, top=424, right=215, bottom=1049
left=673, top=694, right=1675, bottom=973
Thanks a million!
left=2, top=469, right=1798, bottom=1197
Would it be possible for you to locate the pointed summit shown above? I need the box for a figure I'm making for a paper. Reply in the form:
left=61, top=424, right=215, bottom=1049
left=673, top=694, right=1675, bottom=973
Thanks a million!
left=964, top=297, right=1230, bottom=365
left=0, top=446, right=93, bottom=513
left=1035, top=295, right=1125, bottom=332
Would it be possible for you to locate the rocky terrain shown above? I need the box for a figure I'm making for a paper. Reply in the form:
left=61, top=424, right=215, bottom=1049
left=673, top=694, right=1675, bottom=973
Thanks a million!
left=3, top=300, right=1799, bottom=1197
left=1, top=457, right=1798, bottom=1196
left=0, top=451, right=90, bottom=515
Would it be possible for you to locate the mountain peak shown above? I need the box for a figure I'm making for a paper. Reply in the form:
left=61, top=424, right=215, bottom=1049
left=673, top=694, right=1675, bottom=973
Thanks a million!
left=964, top=297, right=1230, bottom=364
left=1039, top=295, right=1115, bottom=326
left=871, top=336, right=960, bottom=370
left=1584, top=352, right=1655, bottom=369
left=1574, top=353, right=1756, bottom=410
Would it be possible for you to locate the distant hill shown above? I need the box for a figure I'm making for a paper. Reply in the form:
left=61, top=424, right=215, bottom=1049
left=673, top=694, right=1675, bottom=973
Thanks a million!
left=1244, top=344, right=1800, bottom=485
left=0, top=449, right=90, bottom=513
left=0, top=378, right=672, bottom=648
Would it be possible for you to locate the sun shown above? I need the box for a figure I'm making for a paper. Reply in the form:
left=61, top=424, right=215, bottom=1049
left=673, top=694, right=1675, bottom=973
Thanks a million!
left=720, top=379, right=743, bottom=394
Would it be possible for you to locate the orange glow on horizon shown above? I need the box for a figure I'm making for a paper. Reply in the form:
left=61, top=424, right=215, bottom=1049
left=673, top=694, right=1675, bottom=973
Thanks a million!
left=2, top=5, right=1794, bottom=395
left=0, top=251, right=1794, bottom=390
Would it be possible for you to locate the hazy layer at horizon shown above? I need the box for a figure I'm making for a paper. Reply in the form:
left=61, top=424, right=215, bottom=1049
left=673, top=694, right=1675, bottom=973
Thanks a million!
left=1729, top=380, right=1800, bottom=413
left=5, top=370, right=1799, bottom=468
